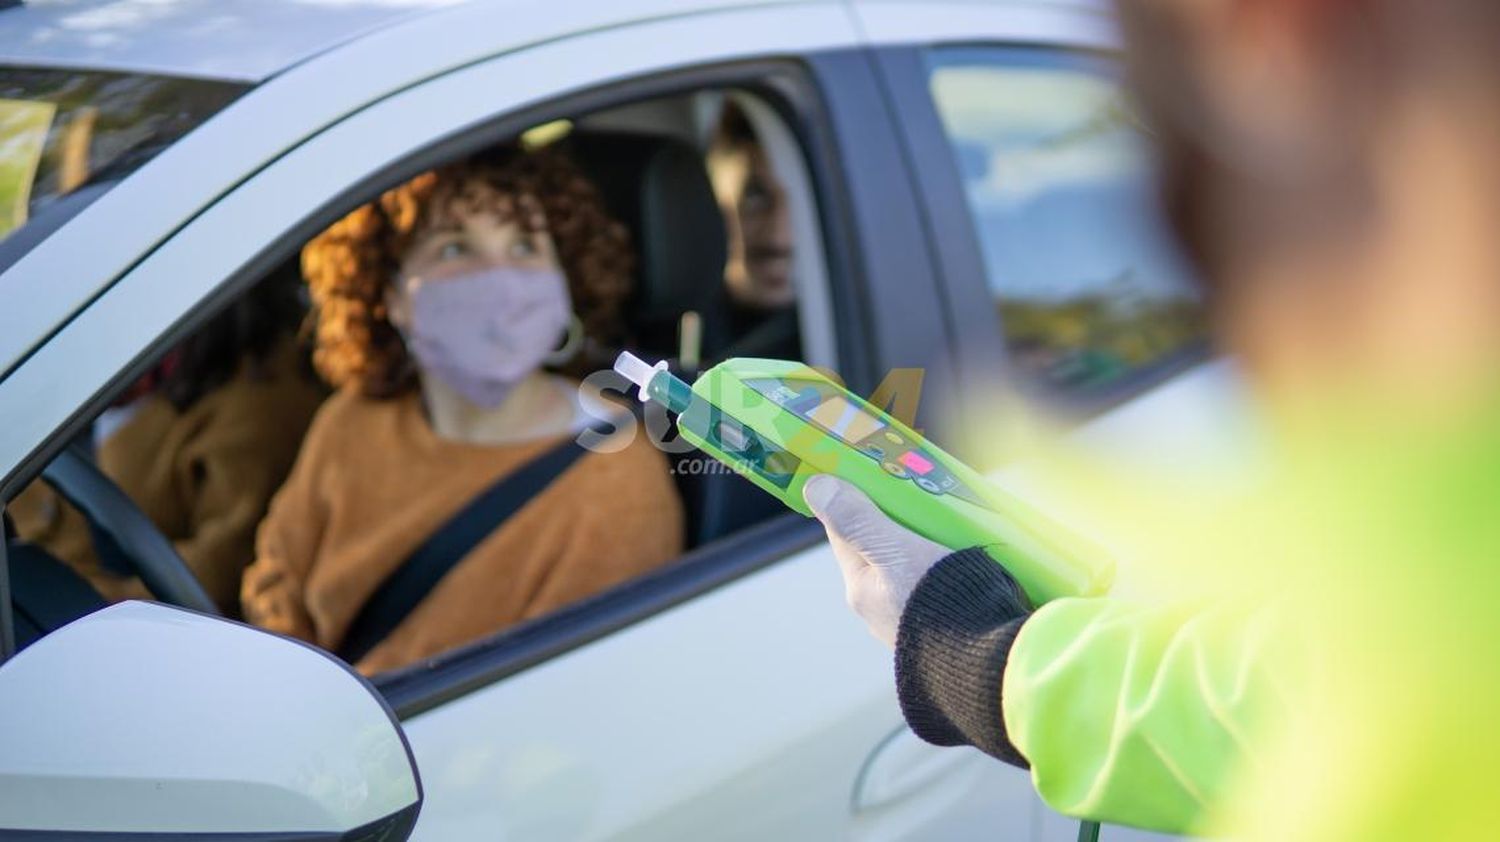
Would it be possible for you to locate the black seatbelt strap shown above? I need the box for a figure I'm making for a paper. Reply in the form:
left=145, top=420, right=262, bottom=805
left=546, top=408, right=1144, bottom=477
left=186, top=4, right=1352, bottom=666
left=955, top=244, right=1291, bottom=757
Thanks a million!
left=337, top=424, right=607, bottom=665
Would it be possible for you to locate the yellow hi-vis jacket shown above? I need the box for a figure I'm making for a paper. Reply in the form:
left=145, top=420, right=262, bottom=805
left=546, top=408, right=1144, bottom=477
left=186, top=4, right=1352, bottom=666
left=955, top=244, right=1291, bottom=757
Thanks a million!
left=992, top=398, right=1500, bottom=840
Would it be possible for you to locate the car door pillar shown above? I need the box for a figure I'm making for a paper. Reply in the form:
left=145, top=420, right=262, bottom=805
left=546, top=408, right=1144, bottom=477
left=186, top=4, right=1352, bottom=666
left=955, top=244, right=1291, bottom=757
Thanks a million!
left=804, top=50, right=963, bottom=446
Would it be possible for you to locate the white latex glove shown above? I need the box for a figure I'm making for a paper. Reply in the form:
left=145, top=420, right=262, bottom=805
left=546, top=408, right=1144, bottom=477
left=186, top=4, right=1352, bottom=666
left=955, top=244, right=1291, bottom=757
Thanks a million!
left=802, top=474, right=955, bottom=646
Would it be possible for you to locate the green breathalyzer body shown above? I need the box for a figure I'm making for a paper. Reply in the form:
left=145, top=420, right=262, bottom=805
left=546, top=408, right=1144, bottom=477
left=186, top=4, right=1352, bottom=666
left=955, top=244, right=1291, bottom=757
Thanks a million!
left=615, top=354, right=1112, bottom=605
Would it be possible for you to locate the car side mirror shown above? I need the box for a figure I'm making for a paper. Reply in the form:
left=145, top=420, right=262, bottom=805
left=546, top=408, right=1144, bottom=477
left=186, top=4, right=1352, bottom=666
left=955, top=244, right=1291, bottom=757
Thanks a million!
left=0, top=602, right=422, bottom=839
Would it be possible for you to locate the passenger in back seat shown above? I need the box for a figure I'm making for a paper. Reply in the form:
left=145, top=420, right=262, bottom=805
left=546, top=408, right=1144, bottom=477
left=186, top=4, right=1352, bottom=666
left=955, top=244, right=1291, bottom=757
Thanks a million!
left=705, top=102, right=802, bottom=362
left=242, top=143, right=684, bottom=674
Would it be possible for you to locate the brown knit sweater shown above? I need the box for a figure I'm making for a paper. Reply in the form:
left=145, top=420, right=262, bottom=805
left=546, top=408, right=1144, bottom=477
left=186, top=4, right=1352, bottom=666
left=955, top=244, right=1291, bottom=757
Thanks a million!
left=9, top=341, right=324, bottom=611
left=240, top=386, right=684, bottom=674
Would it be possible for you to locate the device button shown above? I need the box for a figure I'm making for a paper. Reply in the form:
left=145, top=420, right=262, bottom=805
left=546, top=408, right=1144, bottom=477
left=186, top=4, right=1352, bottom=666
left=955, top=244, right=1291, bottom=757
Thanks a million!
left=862, top=444, right=886, bottom=460
left=883, top=431, right=903, bottom=445
left=915, top=476, right=943, bottom=494
left=882, top=461, right=910, bottom=479
left=898, top=450, right=935, bottom=475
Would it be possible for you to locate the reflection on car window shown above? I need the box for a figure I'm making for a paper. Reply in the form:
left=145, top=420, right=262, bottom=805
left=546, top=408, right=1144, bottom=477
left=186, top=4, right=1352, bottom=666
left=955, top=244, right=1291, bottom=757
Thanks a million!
left=927, top=48, right=1205, bottom=399
left=0, top=66, right=246, bottom=270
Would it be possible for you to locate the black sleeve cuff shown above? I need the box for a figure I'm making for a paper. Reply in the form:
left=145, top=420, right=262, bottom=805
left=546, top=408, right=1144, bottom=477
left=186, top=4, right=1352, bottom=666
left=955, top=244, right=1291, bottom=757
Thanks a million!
left=894, top=547, right=1032, bottom=768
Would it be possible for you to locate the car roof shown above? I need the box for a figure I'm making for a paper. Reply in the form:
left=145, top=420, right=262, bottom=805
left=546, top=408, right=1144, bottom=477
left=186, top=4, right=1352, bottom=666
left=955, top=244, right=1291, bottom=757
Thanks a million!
left=0, top=0, right=1109, bottom=84
left=0, top=0, right=471, bottom=82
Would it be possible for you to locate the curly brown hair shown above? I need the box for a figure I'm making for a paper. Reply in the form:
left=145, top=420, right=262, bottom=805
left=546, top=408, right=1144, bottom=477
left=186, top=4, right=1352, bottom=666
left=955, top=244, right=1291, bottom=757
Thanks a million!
left=301, top=143, right=633, bottom=397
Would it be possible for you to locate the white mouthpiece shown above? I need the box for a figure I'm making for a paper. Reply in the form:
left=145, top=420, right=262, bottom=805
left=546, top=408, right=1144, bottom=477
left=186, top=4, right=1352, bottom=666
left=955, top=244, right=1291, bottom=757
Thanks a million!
left=613, top=351, right=667, bottom=401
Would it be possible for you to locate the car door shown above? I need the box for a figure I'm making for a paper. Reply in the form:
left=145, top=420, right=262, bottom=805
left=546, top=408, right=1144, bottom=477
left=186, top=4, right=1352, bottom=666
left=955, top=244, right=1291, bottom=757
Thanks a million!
left=0, top=4, right=1053, bottom=840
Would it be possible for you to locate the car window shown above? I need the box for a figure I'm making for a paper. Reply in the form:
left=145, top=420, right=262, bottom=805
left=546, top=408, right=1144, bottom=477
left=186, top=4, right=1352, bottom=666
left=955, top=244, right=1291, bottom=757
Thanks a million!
left=4, top=85, right=834, bottom=681
left=926, top=47, right=1205, bottom=400
left=0, top=66, right=246, bottom=271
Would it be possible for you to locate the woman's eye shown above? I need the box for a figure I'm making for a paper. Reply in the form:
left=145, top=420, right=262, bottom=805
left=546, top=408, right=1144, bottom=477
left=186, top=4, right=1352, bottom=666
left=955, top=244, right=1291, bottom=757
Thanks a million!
left=437, top=241, right=468, bottom=260
left=509, top=237, right=539, bottom=260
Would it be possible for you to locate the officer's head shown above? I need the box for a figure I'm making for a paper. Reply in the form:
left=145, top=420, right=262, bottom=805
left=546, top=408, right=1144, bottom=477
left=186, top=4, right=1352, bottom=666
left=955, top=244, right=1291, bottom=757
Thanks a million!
left=1116, top=0, right=1500, bottom=402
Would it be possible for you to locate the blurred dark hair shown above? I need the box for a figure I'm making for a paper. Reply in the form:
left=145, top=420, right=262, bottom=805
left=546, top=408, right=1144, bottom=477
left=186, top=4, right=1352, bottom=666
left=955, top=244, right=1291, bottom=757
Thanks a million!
left=159, top=263, right=306, bottom=411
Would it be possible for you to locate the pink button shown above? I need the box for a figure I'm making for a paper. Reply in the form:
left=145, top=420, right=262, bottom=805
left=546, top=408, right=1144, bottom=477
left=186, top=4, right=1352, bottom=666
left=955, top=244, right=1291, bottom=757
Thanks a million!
left=898, top=451, right=934, bottom=475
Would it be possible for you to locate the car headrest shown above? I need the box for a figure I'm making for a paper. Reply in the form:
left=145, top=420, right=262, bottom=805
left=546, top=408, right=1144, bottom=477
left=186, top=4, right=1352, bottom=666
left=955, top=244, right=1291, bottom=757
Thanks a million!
left=568, top=132, right=728, bottom=352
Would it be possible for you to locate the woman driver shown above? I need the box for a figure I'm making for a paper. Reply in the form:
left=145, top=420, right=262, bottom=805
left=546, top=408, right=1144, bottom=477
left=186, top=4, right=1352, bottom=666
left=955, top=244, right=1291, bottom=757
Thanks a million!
left=242, top=144, right=684, bottom=674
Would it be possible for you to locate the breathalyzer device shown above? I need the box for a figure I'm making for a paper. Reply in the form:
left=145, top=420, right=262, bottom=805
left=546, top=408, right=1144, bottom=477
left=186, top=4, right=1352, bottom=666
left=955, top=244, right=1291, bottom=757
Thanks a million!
left=613, top=353, right=1113, bottom=605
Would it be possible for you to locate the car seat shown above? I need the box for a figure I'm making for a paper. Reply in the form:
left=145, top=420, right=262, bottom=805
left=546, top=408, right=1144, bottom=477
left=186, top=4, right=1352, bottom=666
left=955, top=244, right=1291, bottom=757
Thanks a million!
left=568, top=131, right=787, bottom=546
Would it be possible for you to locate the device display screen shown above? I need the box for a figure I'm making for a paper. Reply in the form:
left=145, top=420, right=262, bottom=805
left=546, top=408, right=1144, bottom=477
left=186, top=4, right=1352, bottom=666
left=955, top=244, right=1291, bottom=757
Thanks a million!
left=807, top=395, right=887, bottom=444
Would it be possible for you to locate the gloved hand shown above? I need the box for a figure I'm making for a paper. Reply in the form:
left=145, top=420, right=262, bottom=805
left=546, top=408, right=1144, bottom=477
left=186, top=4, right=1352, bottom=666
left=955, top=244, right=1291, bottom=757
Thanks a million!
left=802, top=474, right=955, bottom=646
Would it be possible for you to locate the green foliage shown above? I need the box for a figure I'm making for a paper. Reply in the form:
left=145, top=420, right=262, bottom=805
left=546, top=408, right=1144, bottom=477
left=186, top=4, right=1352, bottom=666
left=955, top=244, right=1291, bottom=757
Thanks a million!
left=1001, top=290, right=1205, bottom=391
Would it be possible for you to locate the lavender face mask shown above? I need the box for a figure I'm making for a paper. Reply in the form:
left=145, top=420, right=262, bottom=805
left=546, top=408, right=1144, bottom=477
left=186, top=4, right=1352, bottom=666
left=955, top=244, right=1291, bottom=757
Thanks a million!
left=403, top=265, right=573, bottom=408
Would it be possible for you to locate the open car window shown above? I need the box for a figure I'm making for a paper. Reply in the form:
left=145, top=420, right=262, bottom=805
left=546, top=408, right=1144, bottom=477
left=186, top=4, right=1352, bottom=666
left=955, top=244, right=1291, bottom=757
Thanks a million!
left=4, top=80, right=836, bottom=685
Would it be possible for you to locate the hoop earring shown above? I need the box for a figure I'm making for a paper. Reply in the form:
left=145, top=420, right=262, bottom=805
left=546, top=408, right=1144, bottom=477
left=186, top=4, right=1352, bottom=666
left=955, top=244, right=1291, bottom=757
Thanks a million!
left=544, top=313, right=584, bottom=366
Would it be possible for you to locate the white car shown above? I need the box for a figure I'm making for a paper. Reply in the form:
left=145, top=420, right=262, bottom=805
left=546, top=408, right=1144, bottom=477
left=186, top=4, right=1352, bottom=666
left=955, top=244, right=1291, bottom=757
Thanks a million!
left=0, top=0, right=1239, bottom=838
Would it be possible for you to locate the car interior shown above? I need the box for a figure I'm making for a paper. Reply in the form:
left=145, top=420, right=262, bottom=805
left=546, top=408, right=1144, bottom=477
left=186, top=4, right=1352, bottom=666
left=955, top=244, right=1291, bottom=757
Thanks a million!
left=3, top=86, right=834, bottom=668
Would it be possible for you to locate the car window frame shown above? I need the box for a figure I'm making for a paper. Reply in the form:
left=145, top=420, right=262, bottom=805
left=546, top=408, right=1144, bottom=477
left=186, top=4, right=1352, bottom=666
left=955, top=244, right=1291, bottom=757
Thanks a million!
left=873, top=42, right=1213, bottom=422
left=0, top=36, right=929, bottom=712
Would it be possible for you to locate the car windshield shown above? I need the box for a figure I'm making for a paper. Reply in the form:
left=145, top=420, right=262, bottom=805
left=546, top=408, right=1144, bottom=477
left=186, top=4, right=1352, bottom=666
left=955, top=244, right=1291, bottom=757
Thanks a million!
left=0, top=66, right=246, bottom=273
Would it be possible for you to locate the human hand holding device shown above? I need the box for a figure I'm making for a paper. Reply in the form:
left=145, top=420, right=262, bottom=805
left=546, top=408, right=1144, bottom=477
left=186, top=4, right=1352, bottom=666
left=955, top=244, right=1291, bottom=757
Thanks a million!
left=616, top=354, right=1069, bottom=794
left=803, top=471, right=1036, bottom=776
left=802, top=474, right=953, bottom=646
